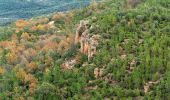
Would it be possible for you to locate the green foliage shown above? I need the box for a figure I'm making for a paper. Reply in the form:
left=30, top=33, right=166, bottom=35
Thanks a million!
left=0, top=26, right=13, bottom=41
left=0, top=0, right=170, bottom=99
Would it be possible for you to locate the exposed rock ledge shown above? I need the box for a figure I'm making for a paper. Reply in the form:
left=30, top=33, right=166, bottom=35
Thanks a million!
left=62, top=20, right=100, bottom=70
left=75, top=20, right=100, bottom=61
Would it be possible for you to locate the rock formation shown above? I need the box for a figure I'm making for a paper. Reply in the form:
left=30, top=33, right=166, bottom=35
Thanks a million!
left=94, top=68, right=104, bottom=78
left=88, top=35, right=100, bottom=60
left=75, top=20, right=89, bottom=44
left=61, top=20, right=100, bottom=70
left=75, top=20, right=100, bottom=61
left=47, top=21, right=55, bottom=28
left=144, top=80, right=160, bottom=93
left=61, top=59, right=76, bottom=70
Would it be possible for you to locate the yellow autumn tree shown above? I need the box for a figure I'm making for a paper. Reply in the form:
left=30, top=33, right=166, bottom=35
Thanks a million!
left=16, top=69, right=27, bottom=81
left=7, top=51, right=18, bottom=65
left=0, top=67, right=5, bottom=75
left=36, top=24, right=45, bottom=30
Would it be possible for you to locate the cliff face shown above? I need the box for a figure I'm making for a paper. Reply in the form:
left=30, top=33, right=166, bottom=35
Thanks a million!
left=61, top=20, right=100, bottom=70
left=75, top=20, right=100, bottom=61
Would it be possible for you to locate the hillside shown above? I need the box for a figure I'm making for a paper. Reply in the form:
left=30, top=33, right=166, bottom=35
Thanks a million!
left=0, top=0, right=170, bottom=99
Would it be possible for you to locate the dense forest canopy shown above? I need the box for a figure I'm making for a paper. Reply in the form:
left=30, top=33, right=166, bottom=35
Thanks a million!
left=0, top=0, right=170, bottom=99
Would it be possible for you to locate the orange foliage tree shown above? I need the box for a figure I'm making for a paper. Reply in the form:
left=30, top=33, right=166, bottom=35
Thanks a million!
left=15, top=19, right=28, bottom=33
left=7, top=51, right=18, bottom=65
left=36, top=24, right=45, bottom=30
left=27, top=61, right=38, bottom=70
left=21, top=32, right=30, bottom=41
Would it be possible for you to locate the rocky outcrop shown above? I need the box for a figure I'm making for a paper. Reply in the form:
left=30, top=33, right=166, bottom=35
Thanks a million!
left=94, top=68, right=104, bottom=78
left=75, top=20, right=100, bottom=61
left=75, top=20, right=89, bottom=44
left=144, top=80, right=160, bottom=93
left=47, top=21, right=55, bottom=29
left=61, top=20, right=100, bottom=70
left=61, top=59, right=76, bottom=70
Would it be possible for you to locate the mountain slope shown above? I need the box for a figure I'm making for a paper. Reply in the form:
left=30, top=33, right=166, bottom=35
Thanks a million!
left=0, top=0, right=170, bottom=99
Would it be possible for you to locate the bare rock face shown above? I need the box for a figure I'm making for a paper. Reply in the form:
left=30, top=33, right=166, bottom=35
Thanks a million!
left=144, top=80, right=160, bottom=93
left=61, top=20, right=100, bottom=70
left=47, top=21, right=55, bottom=28
left=94, top=68, right=104, bottom=78
left=61, top=59, right=76, bottom=70
left=75, top=20, right=89, bottom=44
left=75, top=20, right=100, bottom=61
left=88, top=35, right=100, bottom=60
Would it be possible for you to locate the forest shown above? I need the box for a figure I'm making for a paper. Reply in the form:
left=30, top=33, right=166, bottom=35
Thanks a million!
left=0, top=0, right=91, bottom=25
left=0, top=0, right=170, bottom=100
